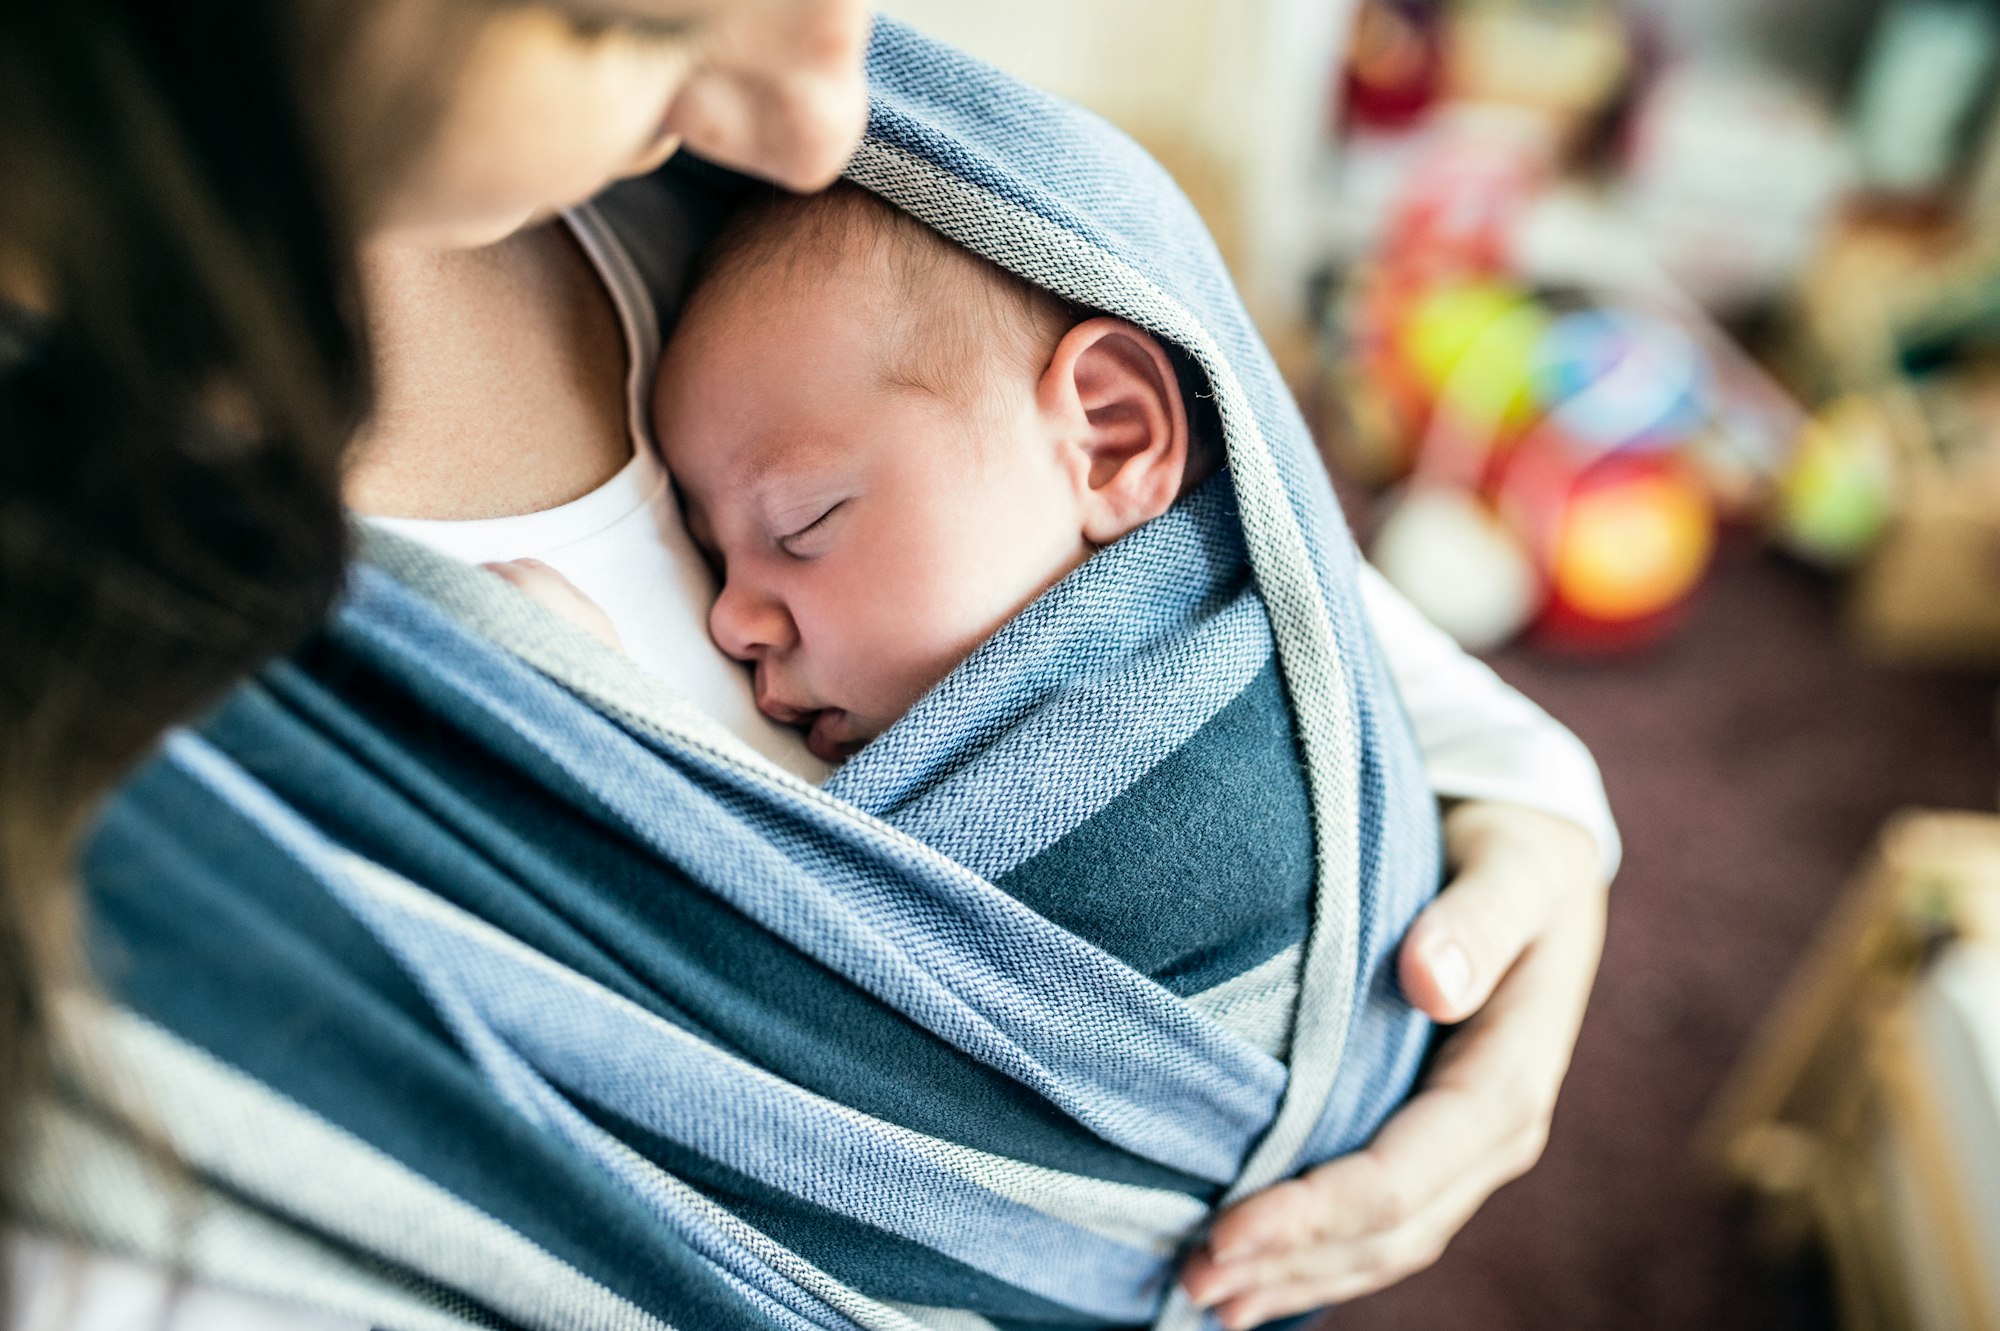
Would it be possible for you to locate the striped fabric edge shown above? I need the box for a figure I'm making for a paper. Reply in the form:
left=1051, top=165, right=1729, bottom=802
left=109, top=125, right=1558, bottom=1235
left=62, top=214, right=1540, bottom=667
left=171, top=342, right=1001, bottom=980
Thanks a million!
left=13, top=992, right=674, bottom=1331
left=1186, top=944, right=1303, bottom=1062
left=321, top=844, right=1212, bottom=1262
left=841, top=134, right=1364, bottom=1199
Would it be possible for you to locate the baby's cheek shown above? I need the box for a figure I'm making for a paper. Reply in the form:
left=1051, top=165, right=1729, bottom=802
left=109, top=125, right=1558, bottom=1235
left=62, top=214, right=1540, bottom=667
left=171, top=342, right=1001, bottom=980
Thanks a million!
left=827, top=574, right=965, bottom=719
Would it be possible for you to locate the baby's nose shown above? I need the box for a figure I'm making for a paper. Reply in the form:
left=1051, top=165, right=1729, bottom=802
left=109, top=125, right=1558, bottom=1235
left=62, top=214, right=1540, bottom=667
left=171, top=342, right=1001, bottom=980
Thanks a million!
left=709, top=577, right=797, bottom=661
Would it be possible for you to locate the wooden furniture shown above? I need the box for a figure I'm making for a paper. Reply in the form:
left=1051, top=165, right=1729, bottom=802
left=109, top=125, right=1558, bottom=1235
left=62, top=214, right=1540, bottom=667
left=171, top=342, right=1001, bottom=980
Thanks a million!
left=1789, top=222, right=2000, bottom=665
left=1705, top=812, right=2000, bottom=1331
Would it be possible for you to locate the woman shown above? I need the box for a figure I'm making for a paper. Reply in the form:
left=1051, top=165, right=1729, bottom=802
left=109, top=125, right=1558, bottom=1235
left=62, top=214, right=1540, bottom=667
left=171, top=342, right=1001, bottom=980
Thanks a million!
left=0, top=1, right=1610, bottom=1326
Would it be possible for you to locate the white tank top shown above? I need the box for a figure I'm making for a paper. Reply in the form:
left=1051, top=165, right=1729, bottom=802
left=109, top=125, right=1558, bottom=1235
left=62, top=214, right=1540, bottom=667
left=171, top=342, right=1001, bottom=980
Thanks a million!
left=365, top=204, right=831, bottom=783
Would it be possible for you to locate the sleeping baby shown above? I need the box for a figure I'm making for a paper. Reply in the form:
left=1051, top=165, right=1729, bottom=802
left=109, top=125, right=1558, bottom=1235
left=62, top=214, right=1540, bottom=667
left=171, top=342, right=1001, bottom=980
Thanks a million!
left=513, top=180, right=1220, bottom=766
left=502, top=180, right=1394, bottom=1007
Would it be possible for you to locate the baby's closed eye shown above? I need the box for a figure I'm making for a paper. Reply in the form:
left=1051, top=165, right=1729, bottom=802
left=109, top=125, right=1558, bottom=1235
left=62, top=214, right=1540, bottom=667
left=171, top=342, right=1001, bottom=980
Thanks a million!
left=776, top=498, right=848, bottom=559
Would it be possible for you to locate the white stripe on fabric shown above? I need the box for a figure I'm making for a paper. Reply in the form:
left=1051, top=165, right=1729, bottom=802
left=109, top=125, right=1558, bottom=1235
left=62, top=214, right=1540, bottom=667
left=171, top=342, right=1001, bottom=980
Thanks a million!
left=841, top=138, right=1364, bottom=1211
left=21, top=995, right=675, bottom=1331
left=332, top=848, right=1209, bottom=1261
left=882, top=1304, right=1004, bottom=1331
left=1187, top=946, right=1302, bottom=1062
left=13, top=1101, right=495, bottom=1331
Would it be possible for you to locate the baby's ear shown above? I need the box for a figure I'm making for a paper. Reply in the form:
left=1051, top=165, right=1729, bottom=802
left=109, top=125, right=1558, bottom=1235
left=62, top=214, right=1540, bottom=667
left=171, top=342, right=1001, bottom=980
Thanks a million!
left=1041, top=317, right=1190, bottom=546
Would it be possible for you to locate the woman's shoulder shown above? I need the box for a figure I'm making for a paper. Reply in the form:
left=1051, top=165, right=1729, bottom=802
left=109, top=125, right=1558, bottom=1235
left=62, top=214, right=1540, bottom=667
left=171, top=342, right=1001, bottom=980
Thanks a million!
left=8, top=1232, right=365, bottom=1331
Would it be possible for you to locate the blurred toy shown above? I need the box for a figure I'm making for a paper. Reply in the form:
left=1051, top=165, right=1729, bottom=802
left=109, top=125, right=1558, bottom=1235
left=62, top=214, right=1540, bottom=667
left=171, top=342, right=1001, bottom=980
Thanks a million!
left=1533, top=307, right=1708, bottom=453
left=1550, top=460, right=1712, bottom=623
left=1370, top=485, right=1541, bottom=650
left=1394, top=279, right=1549, bottom=476
left=1775, top=395, right=1900, bottom=565
left=1343, top=0, right=1445, bottom=131
left=1499, top=438, right=1715, bottom=651
left=1329, top=272, right=1542, bottom=482
left=1364, top=281, right=1721, bottom=654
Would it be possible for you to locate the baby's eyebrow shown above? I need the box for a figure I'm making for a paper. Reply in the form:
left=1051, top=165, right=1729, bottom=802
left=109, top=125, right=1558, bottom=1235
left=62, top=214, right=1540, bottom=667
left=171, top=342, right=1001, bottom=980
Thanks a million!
left=740, top=432, right=848, bottom=488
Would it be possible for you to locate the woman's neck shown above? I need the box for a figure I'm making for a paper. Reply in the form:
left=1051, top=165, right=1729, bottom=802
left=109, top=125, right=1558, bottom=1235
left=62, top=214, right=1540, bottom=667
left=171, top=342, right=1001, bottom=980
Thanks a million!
left=344, top=221, right=634, bottom=520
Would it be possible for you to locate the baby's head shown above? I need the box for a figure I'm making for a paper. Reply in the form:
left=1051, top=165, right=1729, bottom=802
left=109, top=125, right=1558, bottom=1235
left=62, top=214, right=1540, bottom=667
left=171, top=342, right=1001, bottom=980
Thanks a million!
left=655, top=183, right=1212, bottom=763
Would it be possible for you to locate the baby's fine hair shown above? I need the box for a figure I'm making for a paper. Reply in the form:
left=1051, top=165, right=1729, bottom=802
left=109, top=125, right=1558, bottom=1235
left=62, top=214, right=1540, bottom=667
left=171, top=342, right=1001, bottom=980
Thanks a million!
left=684, top=181, right=1081, bottom=410
left=684, top=180, right=1225, bottom=473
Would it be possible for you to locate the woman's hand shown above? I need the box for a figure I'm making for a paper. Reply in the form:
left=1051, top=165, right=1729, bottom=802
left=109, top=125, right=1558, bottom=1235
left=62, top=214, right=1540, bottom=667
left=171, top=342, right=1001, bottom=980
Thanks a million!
left=485, top=559, right=625, bottom=652
left=1179, top=801, right=1609, bottom=1328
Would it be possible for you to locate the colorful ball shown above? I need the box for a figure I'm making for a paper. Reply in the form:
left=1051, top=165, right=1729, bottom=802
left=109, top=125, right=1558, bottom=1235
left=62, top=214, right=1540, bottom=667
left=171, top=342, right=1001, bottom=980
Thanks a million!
left=1371, top=486, right=1542, bottom=652
left=1396, top=281, right=1550, bottom=441
left=1549, top=464, right=1713, bottom=622
left=1494, top=437, right=1715, bottom=652
left=1532, top=308, right=1710, bottom=458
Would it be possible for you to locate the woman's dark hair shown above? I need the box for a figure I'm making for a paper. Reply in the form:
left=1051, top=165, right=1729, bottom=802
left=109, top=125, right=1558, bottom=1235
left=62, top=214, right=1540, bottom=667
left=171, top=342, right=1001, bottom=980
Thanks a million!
left=0, top=0, right=390, bottom=1207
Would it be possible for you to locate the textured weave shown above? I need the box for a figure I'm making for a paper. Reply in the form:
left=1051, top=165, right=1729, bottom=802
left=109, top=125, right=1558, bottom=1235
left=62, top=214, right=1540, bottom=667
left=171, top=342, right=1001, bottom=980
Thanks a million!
left=37, top=19, right=1444, bottom=1331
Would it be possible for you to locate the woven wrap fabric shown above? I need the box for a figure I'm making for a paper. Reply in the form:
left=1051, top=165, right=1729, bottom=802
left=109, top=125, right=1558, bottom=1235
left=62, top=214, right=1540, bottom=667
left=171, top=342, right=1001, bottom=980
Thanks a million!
left=20, top=19, right=1444, bottom=1331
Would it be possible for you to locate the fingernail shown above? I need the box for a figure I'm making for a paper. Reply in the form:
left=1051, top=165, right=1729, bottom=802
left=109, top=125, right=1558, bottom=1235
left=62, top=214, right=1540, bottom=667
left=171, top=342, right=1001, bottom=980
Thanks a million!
left=1424, top=936, right=1473, bottom=1009
left=1222, top=1303, right=1263, bottom=1330
left=1189, top=1265, right=1250, bottom=1308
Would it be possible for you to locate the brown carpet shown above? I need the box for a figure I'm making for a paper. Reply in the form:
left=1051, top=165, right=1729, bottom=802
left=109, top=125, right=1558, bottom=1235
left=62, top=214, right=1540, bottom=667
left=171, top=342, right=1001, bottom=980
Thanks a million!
left=1318, top=532, right=1998, bottom=1329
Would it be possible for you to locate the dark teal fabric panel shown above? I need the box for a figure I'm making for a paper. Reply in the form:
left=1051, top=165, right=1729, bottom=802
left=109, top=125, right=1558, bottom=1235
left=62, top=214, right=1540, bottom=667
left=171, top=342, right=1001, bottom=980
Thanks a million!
left=85, top=758, right=764, bottom=1329
left=997, top=659, right=1312, bottom=996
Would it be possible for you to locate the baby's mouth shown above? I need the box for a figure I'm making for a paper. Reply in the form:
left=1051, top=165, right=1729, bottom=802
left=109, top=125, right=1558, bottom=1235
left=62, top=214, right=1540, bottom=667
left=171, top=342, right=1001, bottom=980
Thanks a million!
left=753, top=679, right=865, bottom=764
left=804, top=708, right=865, bottom=764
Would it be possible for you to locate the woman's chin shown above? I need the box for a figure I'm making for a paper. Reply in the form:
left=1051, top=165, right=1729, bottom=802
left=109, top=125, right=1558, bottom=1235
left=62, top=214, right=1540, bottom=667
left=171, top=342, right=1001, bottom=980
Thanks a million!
left=367, top=203, right=552, bottom=254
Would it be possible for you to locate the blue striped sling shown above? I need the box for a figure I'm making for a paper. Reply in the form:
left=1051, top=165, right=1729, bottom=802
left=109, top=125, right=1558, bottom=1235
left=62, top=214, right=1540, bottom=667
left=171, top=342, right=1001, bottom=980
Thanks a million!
left=24, top=19, right=1443, bottom=1331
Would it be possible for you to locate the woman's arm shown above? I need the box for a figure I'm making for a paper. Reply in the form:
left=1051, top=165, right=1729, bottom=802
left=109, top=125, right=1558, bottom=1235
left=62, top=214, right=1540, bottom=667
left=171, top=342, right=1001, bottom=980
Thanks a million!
left=1180, top=566, right=1616, bottom=1326
left=1358, top=562, right=1620, bottom=881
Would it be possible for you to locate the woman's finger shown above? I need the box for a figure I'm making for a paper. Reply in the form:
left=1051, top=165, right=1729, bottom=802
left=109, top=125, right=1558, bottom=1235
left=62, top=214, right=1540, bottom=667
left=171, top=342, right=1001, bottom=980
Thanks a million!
left=1190, top=1046, right=1522, bottom=1279
left=1195, top=1160, right=1507, bottom=1326
left=483, top=559, right=625, bottom=649
left=1401, top=803, right=1603, bottom=1023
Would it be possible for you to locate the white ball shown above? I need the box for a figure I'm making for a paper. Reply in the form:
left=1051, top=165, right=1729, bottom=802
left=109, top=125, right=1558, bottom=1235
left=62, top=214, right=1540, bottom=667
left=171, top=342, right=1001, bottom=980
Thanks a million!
left=1371, top=487, right=1541, bottom=653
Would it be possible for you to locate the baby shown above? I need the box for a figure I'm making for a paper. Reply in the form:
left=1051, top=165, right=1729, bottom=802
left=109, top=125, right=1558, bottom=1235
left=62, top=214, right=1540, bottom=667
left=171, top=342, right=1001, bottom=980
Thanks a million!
left=493, top=179, right=1413, bottom=1114
left=512, top=182, right=1218, bottom=764
left=659, top=184, right=1218, bottom=761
